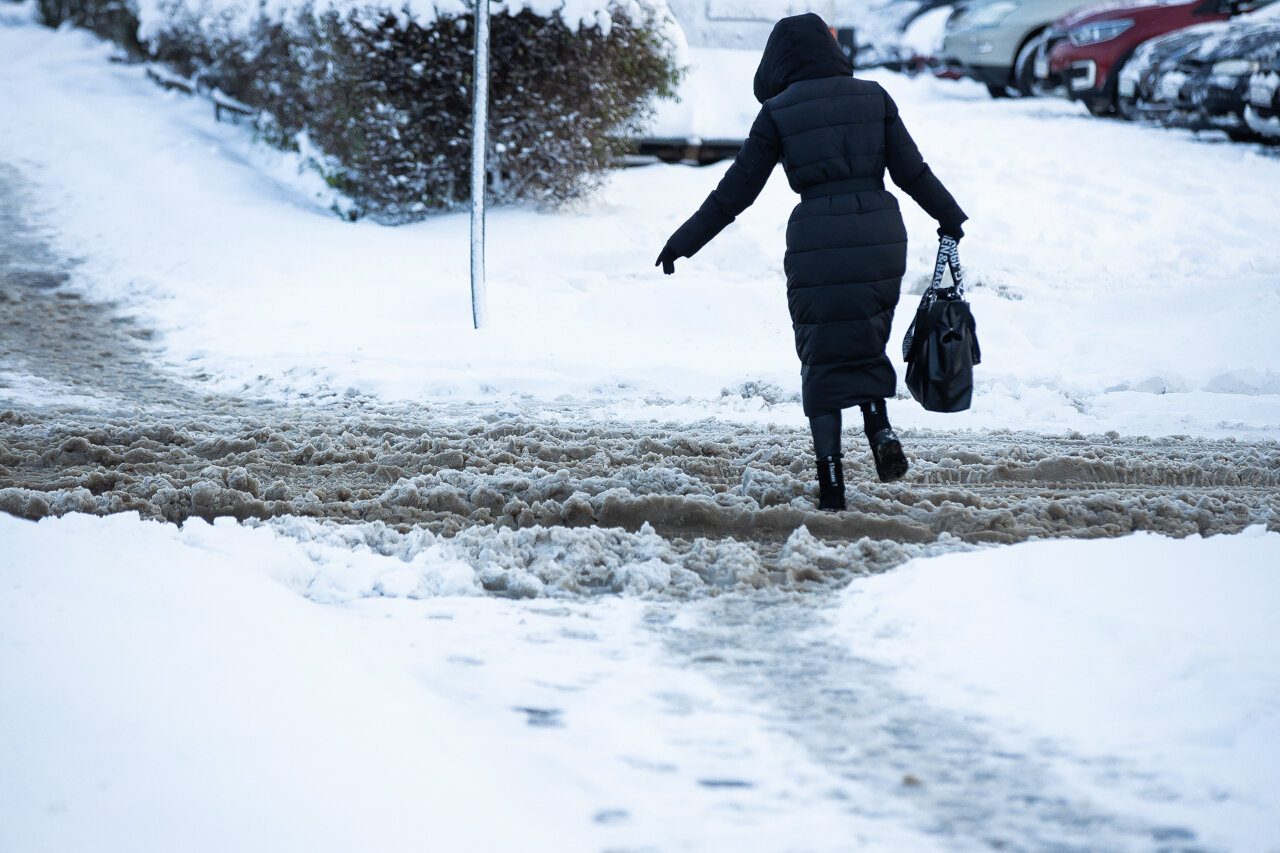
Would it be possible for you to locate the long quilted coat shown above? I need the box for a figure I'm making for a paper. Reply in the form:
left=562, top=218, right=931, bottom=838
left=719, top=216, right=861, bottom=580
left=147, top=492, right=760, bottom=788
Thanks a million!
left=664, top=13, right=967, bottom=416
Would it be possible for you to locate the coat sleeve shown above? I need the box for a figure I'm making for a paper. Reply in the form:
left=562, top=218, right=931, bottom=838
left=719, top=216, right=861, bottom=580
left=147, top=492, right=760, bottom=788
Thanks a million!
left=882, top=89, right=967, bottom=232
left=664, top=107, right=782, bottom=259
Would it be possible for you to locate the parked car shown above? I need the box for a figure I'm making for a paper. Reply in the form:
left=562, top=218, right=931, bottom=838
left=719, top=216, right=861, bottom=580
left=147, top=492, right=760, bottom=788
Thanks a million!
left=941, top=0, right=1104, bottom=96
left=1116, top=24, right=1212, bottom=118
left=1038, top=0, right=1273, bottom=115
left=1244, top=51, right=1280, bottom=134
left=1117, top=4, right=1280, bottom=137
left=1186, top=16, right=1280, bottom=137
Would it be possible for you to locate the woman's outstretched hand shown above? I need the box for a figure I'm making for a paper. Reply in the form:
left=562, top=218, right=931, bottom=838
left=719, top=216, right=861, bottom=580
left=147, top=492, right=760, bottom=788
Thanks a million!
left=937, top=222, right=965, bottom=243
left=655, top=244, right=679, bottom=275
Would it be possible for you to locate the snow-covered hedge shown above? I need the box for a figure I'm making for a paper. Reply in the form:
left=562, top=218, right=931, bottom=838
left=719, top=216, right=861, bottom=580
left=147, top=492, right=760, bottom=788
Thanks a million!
left=38, top=0, right=682, bottom=221
left=37, top=0, right=146, bottom=54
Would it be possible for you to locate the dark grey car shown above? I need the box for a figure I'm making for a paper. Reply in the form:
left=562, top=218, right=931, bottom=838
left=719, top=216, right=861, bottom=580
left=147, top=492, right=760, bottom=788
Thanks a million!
left=1117, top=4, right=1280, bottom=139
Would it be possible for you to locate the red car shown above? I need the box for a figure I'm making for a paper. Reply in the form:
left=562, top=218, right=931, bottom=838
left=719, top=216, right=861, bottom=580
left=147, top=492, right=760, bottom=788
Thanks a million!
left=1042, top=0, right=1274, bottom=114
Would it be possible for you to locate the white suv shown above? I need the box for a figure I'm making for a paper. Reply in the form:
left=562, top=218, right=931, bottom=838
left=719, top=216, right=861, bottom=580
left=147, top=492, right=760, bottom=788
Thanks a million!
left=941, top=0, right=1102, bottom=96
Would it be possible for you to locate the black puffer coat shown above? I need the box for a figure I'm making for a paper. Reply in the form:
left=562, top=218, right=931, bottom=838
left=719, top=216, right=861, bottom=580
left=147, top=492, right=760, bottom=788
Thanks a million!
left=664, top=13, right=967, bottom=416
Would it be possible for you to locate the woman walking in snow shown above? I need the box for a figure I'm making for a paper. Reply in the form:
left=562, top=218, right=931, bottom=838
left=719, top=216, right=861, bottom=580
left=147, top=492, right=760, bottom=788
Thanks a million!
left=656, top=13, right=967, bottom=511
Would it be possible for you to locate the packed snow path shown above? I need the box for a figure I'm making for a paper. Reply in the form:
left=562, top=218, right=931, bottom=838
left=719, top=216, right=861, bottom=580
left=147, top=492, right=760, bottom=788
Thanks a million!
left=2, top=165, right=1277, bottom=597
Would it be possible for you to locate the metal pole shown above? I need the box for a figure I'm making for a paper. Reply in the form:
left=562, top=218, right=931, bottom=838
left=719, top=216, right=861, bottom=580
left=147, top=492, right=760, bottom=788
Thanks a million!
left=469, top=0, right=490, bottom=330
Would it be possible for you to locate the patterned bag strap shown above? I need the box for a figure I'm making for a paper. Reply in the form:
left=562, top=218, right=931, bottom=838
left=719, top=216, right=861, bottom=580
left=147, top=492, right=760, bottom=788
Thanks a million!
left=934, top=235, right=964, bottom=298
left=904, top=237, right=965, bottom=362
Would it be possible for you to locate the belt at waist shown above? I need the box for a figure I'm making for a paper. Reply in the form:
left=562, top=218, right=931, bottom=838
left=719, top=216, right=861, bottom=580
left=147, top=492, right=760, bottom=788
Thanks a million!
left=800, top=178, right=885, bottom=200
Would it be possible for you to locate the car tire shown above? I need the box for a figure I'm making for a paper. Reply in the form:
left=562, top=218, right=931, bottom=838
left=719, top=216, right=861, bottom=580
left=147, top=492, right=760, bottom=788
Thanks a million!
left=1226, top=127, right=1265, bottom=143
left=1013, top=34, right=1044, bottom=97
left=987, top=82, right=1014, bottom=98
left=1085, top=95, right=1114, bottom=116
left=1098, top=52, right=1136, bottom=120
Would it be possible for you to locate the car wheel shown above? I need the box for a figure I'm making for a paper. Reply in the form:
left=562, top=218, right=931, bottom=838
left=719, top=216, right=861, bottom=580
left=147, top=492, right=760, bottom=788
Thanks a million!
left=1226, top=127, right=1264, bottom=143
left=987, top=83, right=1014, bottom=98
left=1102, top=52, right=1137, bottom=120
left=1013, top=34, right=1044, bottom=97
left=1085, top=95, right=1114, bottom=117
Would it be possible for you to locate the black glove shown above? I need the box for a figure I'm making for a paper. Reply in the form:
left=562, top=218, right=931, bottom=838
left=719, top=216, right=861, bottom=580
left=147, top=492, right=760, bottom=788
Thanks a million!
left=655, top=244, right=679, bottom=275
left=937, top=222, right=964, bottom=243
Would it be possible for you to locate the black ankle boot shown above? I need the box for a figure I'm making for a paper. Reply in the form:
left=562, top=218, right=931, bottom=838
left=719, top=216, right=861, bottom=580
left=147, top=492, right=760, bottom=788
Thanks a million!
left=868, top=428, right=909, bottom=483
left=816, top=455, right=846, bottom=511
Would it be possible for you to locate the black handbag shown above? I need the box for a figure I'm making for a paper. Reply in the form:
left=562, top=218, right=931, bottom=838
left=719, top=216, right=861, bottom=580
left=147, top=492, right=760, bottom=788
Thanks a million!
left=901, top=236, right=981, bottom=413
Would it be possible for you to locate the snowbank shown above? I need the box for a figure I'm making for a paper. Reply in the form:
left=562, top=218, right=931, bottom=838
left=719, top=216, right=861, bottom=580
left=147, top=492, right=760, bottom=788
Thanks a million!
left=0, top=510, right=940, bottom=852
left=0, top=512, right=576, bottom=853
left=898, top=5, right=951, bottom=57
left=837, top=526, right=1280, bottom=850
left=5, top=511, right=1279, bottom=850
left=647, top=46, right=761, bottom=139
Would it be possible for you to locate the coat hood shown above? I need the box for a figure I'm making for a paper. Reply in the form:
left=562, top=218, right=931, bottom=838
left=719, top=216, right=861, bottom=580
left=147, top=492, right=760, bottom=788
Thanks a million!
left=753, top=13, right=853, bottom=104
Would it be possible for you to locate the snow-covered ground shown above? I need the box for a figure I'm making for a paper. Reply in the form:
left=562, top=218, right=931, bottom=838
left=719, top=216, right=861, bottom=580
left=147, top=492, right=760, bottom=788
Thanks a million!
left=839, top=527, right=1280, bottom=849
left=6, top=512, right=1279, bottom=851
left=2, top=4, right=1277, bottom=437
left=3, top=3, right=1280, bottom=850
left=2, top=510, right=932, bottom=852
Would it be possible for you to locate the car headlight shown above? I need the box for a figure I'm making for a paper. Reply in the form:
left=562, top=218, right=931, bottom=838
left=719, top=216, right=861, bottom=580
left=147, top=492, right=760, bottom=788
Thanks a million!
left=1067, top=19, right=1134, bottom=47
left=1210, top=58, right=1260, bottom=76
left=959, top=1, right=1019, bottom=30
